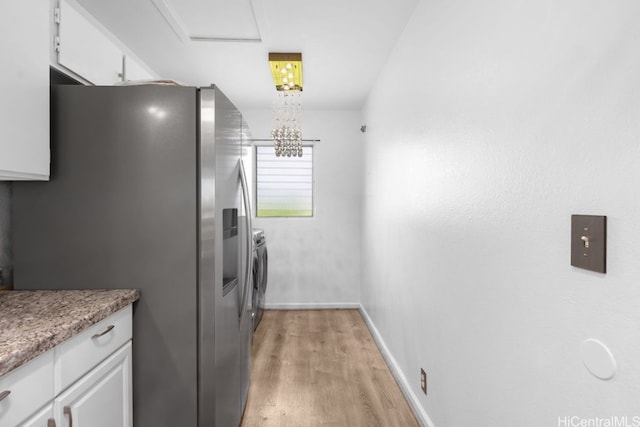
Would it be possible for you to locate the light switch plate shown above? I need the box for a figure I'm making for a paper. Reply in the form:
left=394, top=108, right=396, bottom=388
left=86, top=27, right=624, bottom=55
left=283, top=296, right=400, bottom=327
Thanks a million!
left=571, top=215, right=606, bottom=273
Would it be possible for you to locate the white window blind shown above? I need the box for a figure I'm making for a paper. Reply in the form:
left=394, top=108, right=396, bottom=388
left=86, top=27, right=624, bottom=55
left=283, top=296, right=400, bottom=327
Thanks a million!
left=256, top=146, right=313, bottom=217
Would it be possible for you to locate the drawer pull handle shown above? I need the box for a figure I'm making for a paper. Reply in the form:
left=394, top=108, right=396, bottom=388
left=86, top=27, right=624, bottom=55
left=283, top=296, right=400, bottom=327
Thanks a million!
left=48, top=418, right=57, bottom=427
left=64, top=406, right=73, bottom=427
left=0, top=390, right=10, bottom=401
left=92, top=324, right=115, bottom=339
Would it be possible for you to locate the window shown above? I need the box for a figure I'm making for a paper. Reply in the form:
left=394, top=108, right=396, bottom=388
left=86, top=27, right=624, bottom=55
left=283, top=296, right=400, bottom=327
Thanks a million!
left=255, top=145, right=313, bottom=217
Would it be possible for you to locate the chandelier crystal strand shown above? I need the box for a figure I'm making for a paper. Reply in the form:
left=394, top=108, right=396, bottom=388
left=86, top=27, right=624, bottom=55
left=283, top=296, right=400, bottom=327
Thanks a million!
left=294, top=91, right=302, bottom=157
left=272, top=90, right=303, bottom=157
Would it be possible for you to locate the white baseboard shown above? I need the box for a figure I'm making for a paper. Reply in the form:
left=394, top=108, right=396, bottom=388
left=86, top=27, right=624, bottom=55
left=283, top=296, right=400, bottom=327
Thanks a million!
left=358, top=305, right=436, bottom=427
left=264, top=302, right=361, bottom=310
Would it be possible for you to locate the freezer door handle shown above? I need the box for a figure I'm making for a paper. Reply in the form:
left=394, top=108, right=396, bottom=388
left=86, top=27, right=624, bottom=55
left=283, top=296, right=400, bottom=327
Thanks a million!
left=238, top=159, right=253, bottom=320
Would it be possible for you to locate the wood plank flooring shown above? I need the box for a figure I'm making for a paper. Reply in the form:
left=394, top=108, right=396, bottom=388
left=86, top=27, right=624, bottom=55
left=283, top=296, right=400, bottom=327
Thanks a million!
left=240, top=310, right=419, bottom=427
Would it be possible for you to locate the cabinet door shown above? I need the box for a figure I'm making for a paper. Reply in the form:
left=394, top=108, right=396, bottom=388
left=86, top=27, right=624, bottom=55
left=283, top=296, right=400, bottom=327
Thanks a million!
left=19, top=403, right=54, bottom=427
left=54, top=343, right=132, bottom=427
left=0, top=352, right=54, bottom=427
left=124, top=55, right=155, bottom=81
left=0, top=0, right=50, bottom=180
left=57, top=0, right=123, bottom=85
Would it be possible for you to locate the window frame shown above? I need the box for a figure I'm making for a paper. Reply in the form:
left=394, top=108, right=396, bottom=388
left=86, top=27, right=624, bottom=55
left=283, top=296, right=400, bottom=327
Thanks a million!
left=253, top=143, right=315, bottom=218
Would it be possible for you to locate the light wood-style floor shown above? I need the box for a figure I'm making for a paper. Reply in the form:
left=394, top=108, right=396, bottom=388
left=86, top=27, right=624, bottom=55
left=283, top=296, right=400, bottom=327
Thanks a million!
left=240, top=310, right=419, bottom=427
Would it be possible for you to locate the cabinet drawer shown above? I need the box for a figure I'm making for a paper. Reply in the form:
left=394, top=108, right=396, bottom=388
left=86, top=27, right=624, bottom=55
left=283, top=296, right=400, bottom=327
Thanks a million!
left=54, top=305, right=132, bottom=394
left=0, top=352, right=54, bottom=426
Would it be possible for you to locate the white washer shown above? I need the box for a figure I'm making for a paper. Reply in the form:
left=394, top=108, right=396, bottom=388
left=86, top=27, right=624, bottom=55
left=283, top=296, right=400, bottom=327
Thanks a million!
left=252, top=229, right=268, bottom=331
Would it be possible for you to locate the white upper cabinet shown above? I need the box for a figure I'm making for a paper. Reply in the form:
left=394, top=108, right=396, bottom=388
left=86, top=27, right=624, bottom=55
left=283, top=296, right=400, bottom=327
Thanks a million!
left=0, top=0, right=50, bottom=180
left=57, top=0, right=124, bottom=85
left=124, top=55, right=155, bottom=82
left=0, top=1, right=157, bottom=181
left=55, top=0, right=157, bottom=85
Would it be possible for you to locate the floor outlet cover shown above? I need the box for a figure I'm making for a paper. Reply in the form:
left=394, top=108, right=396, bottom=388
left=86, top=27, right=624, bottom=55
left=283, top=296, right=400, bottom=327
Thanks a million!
left=580, top=338, right=616, bottom=381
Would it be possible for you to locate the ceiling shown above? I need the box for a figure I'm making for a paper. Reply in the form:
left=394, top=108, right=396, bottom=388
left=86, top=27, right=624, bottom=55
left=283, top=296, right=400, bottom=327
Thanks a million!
left=75, top=0, right=418, bottom=110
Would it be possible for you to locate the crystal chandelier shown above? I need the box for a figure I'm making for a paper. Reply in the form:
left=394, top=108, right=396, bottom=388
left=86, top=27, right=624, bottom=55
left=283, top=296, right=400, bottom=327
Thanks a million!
left=269, top=53, right=303, bottom=157
left=272, top=91, right=302, bottom=157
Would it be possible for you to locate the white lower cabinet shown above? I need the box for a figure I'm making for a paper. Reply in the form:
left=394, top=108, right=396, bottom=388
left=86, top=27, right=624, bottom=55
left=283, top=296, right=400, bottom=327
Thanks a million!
left=19, top=403, right=54, bottom=427
left=0, top=352, right=54, bottom=427
left=55, top=343, right=132, bottom=427
left=0, top=306, right=133, bottom=426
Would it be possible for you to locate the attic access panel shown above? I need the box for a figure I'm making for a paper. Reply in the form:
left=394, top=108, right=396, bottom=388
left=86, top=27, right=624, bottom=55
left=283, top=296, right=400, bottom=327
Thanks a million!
left=155, top=0, right=261, bottom=41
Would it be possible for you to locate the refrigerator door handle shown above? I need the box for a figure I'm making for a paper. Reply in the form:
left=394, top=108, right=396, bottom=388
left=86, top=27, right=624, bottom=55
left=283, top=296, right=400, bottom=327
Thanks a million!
left=238, top=159, right=253, bottom=319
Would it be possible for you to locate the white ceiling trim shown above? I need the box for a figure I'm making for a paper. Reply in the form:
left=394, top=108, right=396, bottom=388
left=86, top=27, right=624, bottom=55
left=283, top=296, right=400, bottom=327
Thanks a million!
left=150, top=0, right=262, bottom=43
left=150, top=0, right=189, bottom=43
left=190, top=35, right=261, bottom=43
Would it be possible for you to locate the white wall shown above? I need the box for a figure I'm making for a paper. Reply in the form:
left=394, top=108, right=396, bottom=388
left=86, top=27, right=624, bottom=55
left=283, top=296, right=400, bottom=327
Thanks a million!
left=243, top=109, right=363, bottom=307
left=362, top=0, right=640, bottom=425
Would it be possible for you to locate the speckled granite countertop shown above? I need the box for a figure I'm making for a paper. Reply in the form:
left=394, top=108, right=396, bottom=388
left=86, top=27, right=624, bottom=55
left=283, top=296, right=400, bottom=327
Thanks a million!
left=0, top=289, right=140, bottom=377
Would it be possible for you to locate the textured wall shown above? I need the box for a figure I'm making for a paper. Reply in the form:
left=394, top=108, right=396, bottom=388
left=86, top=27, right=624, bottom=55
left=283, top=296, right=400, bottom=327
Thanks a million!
left=243, top=109, right=363, bottom=307
left=0, top=182, right=11, bottom=289
left=362, top=0, right=640, bottom=425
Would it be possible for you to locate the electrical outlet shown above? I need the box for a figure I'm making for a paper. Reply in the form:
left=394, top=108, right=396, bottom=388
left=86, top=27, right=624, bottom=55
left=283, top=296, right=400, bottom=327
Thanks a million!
left=420, top=368, right=427, bottom=395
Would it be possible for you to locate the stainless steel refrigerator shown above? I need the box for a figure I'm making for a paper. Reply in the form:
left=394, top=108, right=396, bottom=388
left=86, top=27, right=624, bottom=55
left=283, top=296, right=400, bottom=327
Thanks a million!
left=13, top=84, right=254, bottom=427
